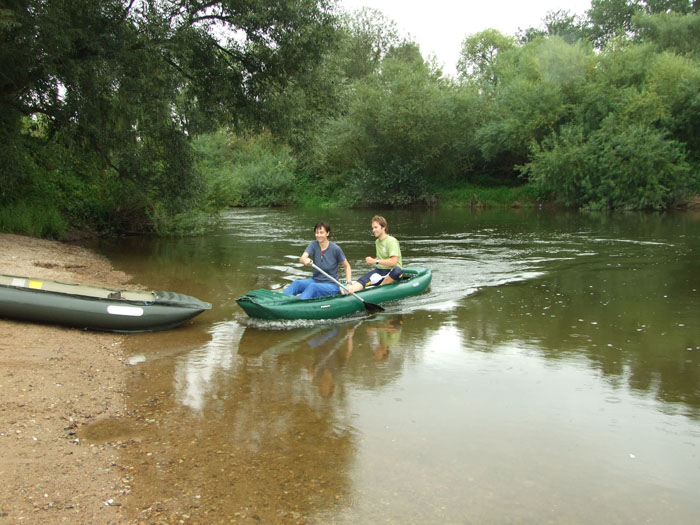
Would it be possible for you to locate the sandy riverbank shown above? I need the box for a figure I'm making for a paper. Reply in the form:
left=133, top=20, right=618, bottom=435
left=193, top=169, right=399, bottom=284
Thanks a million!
left=0, top=233, right=130, bottom=523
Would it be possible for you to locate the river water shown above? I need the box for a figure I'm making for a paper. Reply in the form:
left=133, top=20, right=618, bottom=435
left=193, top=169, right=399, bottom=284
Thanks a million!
left=90, top=208, right=700, bottom=523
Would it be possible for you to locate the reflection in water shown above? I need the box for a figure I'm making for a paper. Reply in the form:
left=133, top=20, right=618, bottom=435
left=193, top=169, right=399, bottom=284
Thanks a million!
left=174, top=321, right=245, bottom=411
left=123, top=324, right=359, bottom=521
left=102, top=208, right=700, bottom=522
left=365, top=318, right=402, bottom=362
left=304, top=325, right=351, bottom=398
left=302, top=318, right=403, bottom=397
left=115, top=316, right=410, bottom=521
left=177, top=316, right=406, bottom=410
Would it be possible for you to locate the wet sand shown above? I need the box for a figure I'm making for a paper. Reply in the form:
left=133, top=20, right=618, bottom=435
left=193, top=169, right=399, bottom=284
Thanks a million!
left=0, top=233, right=337, bottom=524
left=0, top=233, right=129, bottom=523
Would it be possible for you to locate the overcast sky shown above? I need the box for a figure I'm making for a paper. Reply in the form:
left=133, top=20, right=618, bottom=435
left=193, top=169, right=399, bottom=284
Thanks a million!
left=337, top=0, right=593, bottom=76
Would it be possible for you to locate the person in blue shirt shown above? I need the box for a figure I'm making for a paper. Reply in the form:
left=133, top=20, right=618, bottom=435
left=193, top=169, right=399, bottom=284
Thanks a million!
left=284, top=221, right=352, bottom=299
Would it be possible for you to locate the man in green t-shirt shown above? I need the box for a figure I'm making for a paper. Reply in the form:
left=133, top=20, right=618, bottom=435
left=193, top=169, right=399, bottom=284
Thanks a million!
left=347, top=215, right=403, bottom=292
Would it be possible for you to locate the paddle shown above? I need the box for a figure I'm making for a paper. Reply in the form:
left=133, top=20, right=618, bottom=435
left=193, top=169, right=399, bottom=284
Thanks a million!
left=311, top=262, right=384, bottom=313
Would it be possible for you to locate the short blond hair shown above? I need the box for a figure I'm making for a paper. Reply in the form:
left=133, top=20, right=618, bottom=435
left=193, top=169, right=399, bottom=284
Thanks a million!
left=371, top=215, right=387, bottom=231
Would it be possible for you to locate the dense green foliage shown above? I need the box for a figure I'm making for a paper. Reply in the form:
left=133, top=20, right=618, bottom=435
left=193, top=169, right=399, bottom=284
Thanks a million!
left=215, top=3, right=700, bottom=212
left=1, top=0, right=336, bottom=235
left=291, top=3, right=700, bottom=211
left=2, top=1, right=700, bottom=237
left=195, top=130, right=297, bottom=207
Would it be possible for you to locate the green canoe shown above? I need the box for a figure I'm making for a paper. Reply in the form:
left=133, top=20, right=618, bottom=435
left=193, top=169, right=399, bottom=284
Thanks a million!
left=236, top=267, right=432, bottom=321
left=0, top=274, right=211, bottom=333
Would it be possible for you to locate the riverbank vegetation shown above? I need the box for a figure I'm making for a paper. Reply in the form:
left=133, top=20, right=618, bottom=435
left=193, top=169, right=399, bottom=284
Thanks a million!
left=2, top=1, right=699, bottom=237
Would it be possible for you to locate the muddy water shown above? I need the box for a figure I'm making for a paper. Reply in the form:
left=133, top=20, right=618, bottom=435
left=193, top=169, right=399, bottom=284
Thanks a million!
left=90, top=208, right=700, bottom=522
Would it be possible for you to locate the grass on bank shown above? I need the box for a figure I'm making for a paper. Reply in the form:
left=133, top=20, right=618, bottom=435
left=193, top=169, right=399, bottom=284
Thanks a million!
left=429, top=182, right=542, bottom=209
left=0, top=182, right=541, bottom=241
left=0, top=201, right=69, bottom=240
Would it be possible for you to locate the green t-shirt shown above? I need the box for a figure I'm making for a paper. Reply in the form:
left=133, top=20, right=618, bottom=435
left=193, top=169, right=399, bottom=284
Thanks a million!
left=376, top=235, right=402, bottom=269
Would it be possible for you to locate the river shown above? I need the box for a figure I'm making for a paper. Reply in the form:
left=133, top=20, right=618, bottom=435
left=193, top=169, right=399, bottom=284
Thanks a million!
left=89, top=207, right=700, bottom=523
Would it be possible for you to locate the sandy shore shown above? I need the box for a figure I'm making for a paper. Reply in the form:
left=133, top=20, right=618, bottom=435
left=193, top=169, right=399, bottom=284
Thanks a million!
left=0, top=233, right=130, bottom=523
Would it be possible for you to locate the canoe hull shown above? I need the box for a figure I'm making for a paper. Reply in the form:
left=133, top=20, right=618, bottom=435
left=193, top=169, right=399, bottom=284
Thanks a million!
left=237, top=267, right=431, bottom=321
left=0, top=275, right=211, bottom=333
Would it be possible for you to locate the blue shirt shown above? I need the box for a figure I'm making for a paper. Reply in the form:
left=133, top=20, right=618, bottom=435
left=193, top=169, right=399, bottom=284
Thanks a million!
left=305, top=241, right=346, bottom=283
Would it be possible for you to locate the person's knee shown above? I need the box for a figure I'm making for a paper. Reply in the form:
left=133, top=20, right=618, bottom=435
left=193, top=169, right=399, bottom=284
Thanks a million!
left=381, top=267, right=402, bottom=285
left=388, top=267, right=402, bottom=280
left=287, top=278, right=312, bottom=296
left=298, top=284, right=317, bottom=299
left=348, top=281, right=364, bottom=293
left=300, top=282, right=335, bottom=299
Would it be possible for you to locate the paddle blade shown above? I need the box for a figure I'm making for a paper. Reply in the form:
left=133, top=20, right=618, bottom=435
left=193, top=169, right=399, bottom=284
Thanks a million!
left=363, top=301, right=385, bottom=313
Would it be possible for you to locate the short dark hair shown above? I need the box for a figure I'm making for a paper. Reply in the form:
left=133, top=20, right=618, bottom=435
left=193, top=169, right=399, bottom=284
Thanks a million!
left=314, top=221, right=331, bottom=237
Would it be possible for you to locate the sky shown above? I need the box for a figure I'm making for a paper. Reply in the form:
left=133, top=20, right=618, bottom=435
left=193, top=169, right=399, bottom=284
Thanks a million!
left=338, top=0, right=593, bottom=76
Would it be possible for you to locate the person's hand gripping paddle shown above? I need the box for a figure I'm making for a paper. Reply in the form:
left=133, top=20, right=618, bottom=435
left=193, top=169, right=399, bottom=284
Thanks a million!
left=311, top=263, right=384, bottom=313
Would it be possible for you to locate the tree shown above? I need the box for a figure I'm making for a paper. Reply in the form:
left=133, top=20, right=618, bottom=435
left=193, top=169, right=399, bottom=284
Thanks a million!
left=586, top=0, right=642, bottom=47
left=543, top=10, right=587, bottom=44
left=0, top=0, right=336, bottom=232
left=643, top=0, right=698, bottom=14
left=309, top=42, right=459, bottom=206
left=335, top=7, right=401, bottom=79
left=633, top=12, right=700, bottom=56
left=457, top=29, right=515, bottom=88
left=644, top=50, right=700, bottom=163
left=523, top=119, right=692, bottom=209
left=518, top=10, right=587, bottom=45
left=522, top=32, right=700, bottom=209
left=473, top=37, right=593, bottom=177
left=585, top=0, right=699, bottom=47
